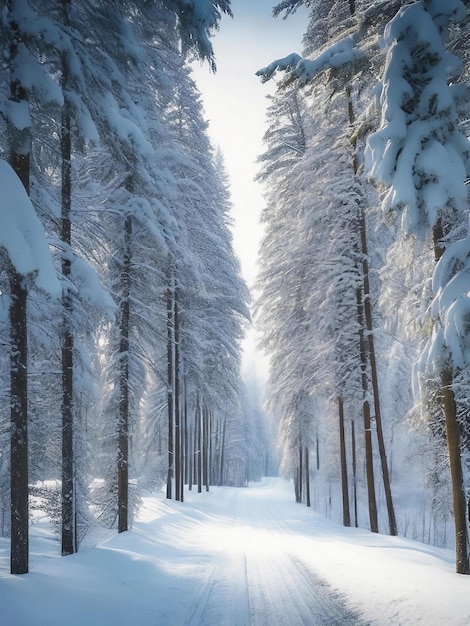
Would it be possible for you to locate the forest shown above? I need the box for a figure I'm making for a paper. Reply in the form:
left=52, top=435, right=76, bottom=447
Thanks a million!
left=0, top=0, right=270, bottom=577
left=256, top=0, right=470, bottom=575
left=1, top=0, right=470, bottom=586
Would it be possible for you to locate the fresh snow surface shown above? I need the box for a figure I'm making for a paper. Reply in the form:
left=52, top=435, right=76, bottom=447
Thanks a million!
left=1, top=478, right=469, bottom=625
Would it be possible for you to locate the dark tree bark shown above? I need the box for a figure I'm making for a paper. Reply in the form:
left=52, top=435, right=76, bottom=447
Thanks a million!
left=197, top=397, right=202, bottom=494
left=351, top=420, right=358, bottom=528
left=297, top=444, right=303, bottom=503
left=166, top=280, right=174, bottom=500
left=10, top=273, right=28, bottom=575
left=338, top=397, right=350, bottom=527
left=433, top=221, right=469, bottom=574
left=8, top=7, right=30, bottom=575
left=357, top=287, right=378, bottom=533
left=203, top=403, right=210, bottom=492
left=60, top=0, right=76, bottom=555
left=359, top=209, right=397, bottom=536
left=441, top=368, right=468, bottom=574
left=117, top=215, right=132, bottom=532
left=305, top=446, right=311, bottom=508
left=348, top=85, right=393, bottom=535
left=174, top=292, right=182, bottom=502
left=219, top=416, right=227, bottom=486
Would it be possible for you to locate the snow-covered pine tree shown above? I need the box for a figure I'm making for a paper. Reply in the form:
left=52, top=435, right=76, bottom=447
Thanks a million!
left=365, top=0, right=470, bottom=574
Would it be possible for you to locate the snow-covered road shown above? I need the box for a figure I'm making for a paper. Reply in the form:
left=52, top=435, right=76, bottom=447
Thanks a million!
left=1, top=477, right=470, bottom=625
left=185, top=484, right=364, bottom=625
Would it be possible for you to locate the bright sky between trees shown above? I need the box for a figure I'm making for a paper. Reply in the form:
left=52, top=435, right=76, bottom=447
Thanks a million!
left=191, top=0, right=309, bottom=288
left=191, top=1, right=309, bottom=381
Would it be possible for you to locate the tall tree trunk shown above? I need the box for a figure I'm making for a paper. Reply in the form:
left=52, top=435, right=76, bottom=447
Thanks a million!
left=184, top=385, right=189, bottom=486
left=174, top=291, right=181, bottom=502
left=357, top=287, right=378, bottom=533
left=118, top=215, right=132, bottom=532
left=305, top=446, right=311, bottom=508
left=348, top=85, right=390, bottom=534
left=219, top=416, right=227, bottom=486
left=339, top=397, right=350, bottom=527
left=197, top=397, right=202, bottom=494
left=8, top=7, right=30, bottom=575
left=298, top=445, right=303, bottom=503
left=441, top=368, right=468, bottom=574
left=203, top=403, right=210, bottom=492
left=60, top=0, right=75, bottom=555
left=351, top=420, right=358, bottom=528
left=10, top=272, right=28, bottom=575
left=359, top=208, right=397, bottom=536
left=433, top=221, right=469, bottom=574
left=166, top=280, right=174, bottom=500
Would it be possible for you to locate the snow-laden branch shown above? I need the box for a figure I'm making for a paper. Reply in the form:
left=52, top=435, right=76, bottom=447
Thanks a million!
left=416, top=227, right=470, bottom=374
left=168, top=0, right=233, bottom=70
left=256, top=36, right=365, bottom=84
left=0, top=160, right=60, bottom=297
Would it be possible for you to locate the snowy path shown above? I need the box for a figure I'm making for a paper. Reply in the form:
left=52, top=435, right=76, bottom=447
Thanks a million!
left=1, top=477, right=470, bottom=625
left=184, top=484, right=363, bottom=625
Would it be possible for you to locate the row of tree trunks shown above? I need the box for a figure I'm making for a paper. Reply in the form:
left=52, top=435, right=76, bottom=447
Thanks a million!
left=294, top=444, right=311, bottom=507
left=347, top=84, right=396, bottom=535
left=164, top=280, right=218, bottom=501
left=359, top=209, right=397, bottom=536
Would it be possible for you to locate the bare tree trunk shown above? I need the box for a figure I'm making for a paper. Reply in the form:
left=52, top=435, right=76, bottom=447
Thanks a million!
left=184, top=385, right=189, bottom=486
left=357, top=287, right=378, bottom=533
left=60, top=0, right=76, bottom=554
left=10, top=272, right=28, bottom=575
left=359, top=208, right=397, bottom=536
left=166, top=281, right=174, bottom=500
left=441, top=368, right=468, bottom=573
left=351, top=420, right=358, bottom=528
left=203, top=403, right=210, bottom=492
left=197, top=397, right=202, bottom=494
left=219, top=416, right=227, bottom=486
left=348, top=85, right=387, bottom=535
left=174, top=292, right=181, bottom=502
left=8, top=7, right=29, bottom=575
left=118, top=215, right=131, bottom=532
left=339, top=397, right=350, bottom=526
left=298, top=445, right=303, bottom=503
left=305, top=446, right=311, bottom=507
left=433, top=221, right=469, bottom=574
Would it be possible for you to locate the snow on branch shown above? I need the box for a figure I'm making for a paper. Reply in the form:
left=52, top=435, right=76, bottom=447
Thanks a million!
left=256, top=37, right=365, bottom=84
left=169, top=0, right=233, bottom=70
left=0, top=160, right=60, bottom=297
left=416, top=228, right=470, bottom=374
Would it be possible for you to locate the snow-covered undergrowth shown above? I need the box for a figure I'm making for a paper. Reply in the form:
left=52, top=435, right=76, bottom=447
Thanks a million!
left=0, top=478, right=469, bottom=625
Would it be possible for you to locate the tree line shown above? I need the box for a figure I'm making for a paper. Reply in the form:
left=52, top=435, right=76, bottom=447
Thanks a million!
left=256, top=0, right=470, bottom=574
left=0, top=0, right=269, bottom=576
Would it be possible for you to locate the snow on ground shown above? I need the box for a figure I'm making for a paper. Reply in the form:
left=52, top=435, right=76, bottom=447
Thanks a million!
left=1, top=478, right=469, bottom=625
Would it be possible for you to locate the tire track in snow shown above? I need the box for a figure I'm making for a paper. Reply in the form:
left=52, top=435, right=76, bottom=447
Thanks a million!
left=185, top=482, right=368, bottom=625
left=184, top=489, right=251, bottom=626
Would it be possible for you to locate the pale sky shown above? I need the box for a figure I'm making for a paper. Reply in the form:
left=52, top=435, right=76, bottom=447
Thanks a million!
left=191, top=1, right=309, bottom=380
left=192, top=0, right=308, bottom=288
